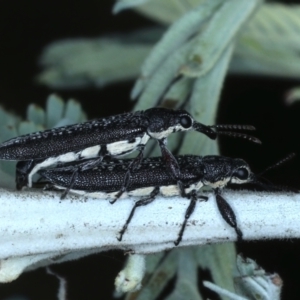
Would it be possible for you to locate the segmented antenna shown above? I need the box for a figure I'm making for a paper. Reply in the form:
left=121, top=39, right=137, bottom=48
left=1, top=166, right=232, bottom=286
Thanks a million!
left=253, top=175, right=299, bottom=193
left=214, top=131, right=261, bottom=144
left=211, top=124, right=256, bottom=131
left=250, top=153, right=298, bottom=193
left=259, top=153, right=296, bottom=176
left=207, top=124, right=261, bottom=144
left=252, top=178, right=287, bottom=192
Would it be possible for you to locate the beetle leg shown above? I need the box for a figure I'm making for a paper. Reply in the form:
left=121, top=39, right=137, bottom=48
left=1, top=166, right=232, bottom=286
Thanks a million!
left=117, top=186, right=160, bottom=241
left=177, top=180, right=187, bottom=197
left=174, top=190, right=197, bottom=246
left=158, top=138, right=180, bottom=180
left=174, top=191, right=208, bottom=246
left=110, top=146, right=145, bottom=204
left=215, top=189, right=243, bottom=241
left=60, top=156, right=105, bottom=199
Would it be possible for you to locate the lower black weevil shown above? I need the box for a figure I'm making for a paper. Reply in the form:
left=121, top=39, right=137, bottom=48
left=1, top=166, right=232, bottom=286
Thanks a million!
left=38, top=154, right=293, bottom=246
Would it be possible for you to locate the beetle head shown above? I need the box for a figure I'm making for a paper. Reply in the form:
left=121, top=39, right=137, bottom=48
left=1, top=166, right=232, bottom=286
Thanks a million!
left=144, top=108, right=216, bottom=140
left=200, top=156, right=253, bottom=189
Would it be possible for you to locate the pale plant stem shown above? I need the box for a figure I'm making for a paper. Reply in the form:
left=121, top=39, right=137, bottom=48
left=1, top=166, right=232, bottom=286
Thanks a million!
left=0, top=188, right=298, bottom=283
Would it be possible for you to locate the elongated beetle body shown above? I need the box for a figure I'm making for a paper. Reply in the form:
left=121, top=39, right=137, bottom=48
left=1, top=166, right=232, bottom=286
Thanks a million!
left=39, top=155, right=256, bottom=245
left=0, top=108, right=260, bottom=198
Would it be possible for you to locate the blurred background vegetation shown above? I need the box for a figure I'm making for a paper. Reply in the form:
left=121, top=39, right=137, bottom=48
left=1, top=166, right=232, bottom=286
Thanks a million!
left=0, top=0, right=300, bottom=299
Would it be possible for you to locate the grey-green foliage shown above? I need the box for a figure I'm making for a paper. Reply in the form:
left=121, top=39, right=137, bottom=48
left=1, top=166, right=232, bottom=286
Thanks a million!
left=0, top=94, right=86, bottom=189
left=203, top=255, right=282, bottom=300
left=230, top=3, right=300, bottom=77
left=37, top=2, right=300, bottom=89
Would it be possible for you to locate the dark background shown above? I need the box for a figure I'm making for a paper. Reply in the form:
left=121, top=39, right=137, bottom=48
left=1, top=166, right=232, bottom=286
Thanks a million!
left=1, top=0, right=300, bottom=299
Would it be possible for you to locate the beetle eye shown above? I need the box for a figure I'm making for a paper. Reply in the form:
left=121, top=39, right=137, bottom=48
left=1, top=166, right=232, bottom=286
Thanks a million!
left=233, top=167, right=249, bottom=180
left=180, top=116, right=192, bottom=128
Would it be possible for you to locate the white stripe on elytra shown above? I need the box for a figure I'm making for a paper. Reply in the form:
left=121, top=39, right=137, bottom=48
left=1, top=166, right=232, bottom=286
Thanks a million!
left=53, top=180, right=204, bottom=200
left=28, top=134, right=150, bottom=187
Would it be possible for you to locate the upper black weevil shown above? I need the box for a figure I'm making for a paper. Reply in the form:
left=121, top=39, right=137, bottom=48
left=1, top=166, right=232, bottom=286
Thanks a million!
left=0, top=107, right=259, bottom=191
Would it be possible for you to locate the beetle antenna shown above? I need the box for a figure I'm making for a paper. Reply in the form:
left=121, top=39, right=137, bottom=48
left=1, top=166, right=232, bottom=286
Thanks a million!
left=208, top=124, right=261, bottom=144
left=215, top=131, right=261, bottom=144
left=211, top=124, right=256, bottom=131
left=252, top=176, right=279, bottom=190
left=259, top=153, right=295, bottom=176
left=247, top=153, right=298, bottom=192
left=251, top=177, right=299, bottom=193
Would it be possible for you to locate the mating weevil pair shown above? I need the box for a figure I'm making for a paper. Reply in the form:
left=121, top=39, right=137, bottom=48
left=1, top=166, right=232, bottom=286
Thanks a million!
left=0, top=107, right=259, bottom=198
left=0, top=107, right=262, bottom=245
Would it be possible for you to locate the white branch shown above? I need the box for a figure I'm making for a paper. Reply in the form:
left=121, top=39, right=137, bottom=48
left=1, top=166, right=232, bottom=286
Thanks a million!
left=0, top=188, right=298, bottom=282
